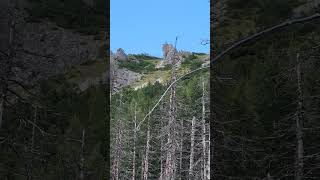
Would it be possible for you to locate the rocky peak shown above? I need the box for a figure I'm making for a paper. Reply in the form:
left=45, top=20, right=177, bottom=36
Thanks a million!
left=162, top=43, right=174, bottom=59
left=115, top=48, right=128, bottom=61
left=162, top=43, right=181, bottom=65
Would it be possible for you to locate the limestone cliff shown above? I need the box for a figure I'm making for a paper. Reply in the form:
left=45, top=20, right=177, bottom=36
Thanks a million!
left=0, top=0, right=107, bottom=92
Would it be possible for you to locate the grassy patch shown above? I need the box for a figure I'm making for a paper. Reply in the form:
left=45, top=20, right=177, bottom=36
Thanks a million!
left=182, top=55, right=203, bottom=70
left=118, top=60, right=156, bottom=73
left=128, top=53, right=161, bottom=60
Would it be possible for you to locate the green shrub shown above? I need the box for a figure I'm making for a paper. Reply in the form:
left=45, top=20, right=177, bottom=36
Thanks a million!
left=182, top=54, right=203, bottom=70
left=128, top=53, right=160, bottom=60
left=118, top=60, right=156, bottom=73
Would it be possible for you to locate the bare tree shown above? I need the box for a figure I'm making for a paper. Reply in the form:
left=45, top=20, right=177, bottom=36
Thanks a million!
left=178, top=119, right=184, bottom=180
left=142, top=116, right=151, bottom=180
left=132, top=103, right=137, bottom=180
left=111, top=95, right=125, bottom=180
left=189, top=116, right=196, bottom=179
left=163, top=37, right=179, bottom=180
left=201, top=80, right=210, bottom=180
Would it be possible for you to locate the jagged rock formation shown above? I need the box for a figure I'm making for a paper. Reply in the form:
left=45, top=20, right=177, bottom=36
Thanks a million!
left=162, top=43, right=182, bottom=63
left=115, top=48, right=128, bottom=61
left=157, top=43, right=182, bottom=68
left=162, top=43, right=174, bottom=60
left=110, top=52, right=141, bottom=93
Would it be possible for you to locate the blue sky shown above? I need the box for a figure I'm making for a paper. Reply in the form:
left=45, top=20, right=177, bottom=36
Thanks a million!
left=110, top=0, right=210, bottom=57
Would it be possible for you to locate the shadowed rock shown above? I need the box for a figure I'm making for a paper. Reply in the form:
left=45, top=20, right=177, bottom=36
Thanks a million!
left=115, top=48, right=128, bottom=61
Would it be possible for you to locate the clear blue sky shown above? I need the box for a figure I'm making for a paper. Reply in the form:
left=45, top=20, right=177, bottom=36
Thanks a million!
left=110, top=0, right=210, bottom=57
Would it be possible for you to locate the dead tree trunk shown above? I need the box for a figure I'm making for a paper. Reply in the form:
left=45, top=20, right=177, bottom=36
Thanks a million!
left=164, top=39, right=178, bottom=180
left=112, top=95, right=124, bottom=180
left=295, top=53, right=304, bottom=180
left=189, top=116, right=196, bottom=179
left=201, top=80, right=208, bottom=180
left=132, top=103, right=137, bottom=180
left=142, top=117, right=151, bottom=180
left=179, top=120, right=184, bottom=180
left=159, top=115, right=164, bottom=180
left=112, top=118, right=123, bottom=180
left=207, top=126, right=210, bottom=180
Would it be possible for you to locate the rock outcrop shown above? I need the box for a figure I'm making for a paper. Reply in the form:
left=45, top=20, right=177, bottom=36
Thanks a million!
left=162, top=43, right=174, bottom=60
left=115, top=48, right=128, bottom=61
left=1, top=0, right=106, bottom=85
left=110, top=51, right=141, bottom=93
left=160, top=43, right=182, bottom=68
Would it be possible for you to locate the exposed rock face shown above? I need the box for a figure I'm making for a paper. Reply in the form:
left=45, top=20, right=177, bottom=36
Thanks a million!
left=161, top=43, right=181, bottom=67
left=0, top=1, right=106, bottom=85
left=110, top=51, right=141, bottom=93
left=115, top=48, right=128, bottom=61
left=162, top=43, right=174, bottom=59
left=18, top=22, right=104, bottom=80
left=112, top=68, right=141, bottom=93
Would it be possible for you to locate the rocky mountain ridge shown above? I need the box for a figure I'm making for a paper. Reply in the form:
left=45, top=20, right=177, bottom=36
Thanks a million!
left=110, top=46, right=209, bottom=94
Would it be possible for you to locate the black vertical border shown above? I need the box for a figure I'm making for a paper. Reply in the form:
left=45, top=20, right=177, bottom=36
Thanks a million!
left=210, top=0, right=215, bottom=179
left=106, top=0, right=110, bottom=179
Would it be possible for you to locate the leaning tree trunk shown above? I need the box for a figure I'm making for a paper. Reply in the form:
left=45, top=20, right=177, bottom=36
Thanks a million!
left=295, top=53, right=304, bottom=180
